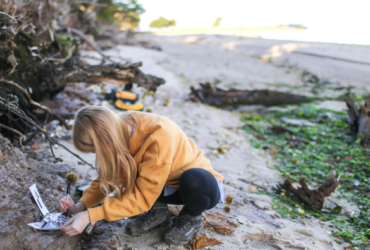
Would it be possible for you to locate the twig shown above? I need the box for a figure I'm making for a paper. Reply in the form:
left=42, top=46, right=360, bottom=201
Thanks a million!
left=23, top=129, right=39, bottom=145
left=0, top=11, right=18, bottom=22
left=4, top=112, right=27, bottom=133
left=0, top=123, right=25, bottom=147
left=0, top=95, right=94, bottom=169
left=53, top=112, right=70, bottom=129
left=1, top=78, right=50, bottom=112
left=1, top=78, right=69, bottom=130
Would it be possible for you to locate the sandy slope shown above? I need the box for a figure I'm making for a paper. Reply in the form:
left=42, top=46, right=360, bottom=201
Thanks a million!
left=47, top=34, right=365, bottom=249
left=137, top=33, right=370, bottom=97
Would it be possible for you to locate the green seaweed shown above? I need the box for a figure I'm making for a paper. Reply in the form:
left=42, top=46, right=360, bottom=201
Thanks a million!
left=241, top=100, right=370, bottom=249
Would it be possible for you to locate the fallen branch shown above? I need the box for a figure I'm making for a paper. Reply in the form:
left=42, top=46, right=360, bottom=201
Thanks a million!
left=0, top=11, right=18, bottom=22
left=190, top=82, right=311, bottom=107
left=280, top=170, right=340, bottom=210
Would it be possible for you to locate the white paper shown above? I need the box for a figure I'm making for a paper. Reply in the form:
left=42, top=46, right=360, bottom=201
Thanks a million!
left=28, top=212, right=69, bottom=230
left=29, top=184, right=50, bottom=216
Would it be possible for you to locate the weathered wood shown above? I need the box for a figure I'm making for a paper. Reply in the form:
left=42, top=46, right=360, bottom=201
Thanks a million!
left=280, top=170, right=340, bottom=210
left=190, top=82, right=310, bottom=107
left=345, top=95, right=370, bottom=146
left=345, top=96, right=360, bottom=133
left=358, top=106, right=370, bottom=146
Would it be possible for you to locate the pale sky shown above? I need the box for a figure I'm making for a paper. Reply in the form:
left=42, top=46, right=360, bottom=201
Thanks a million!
left=137, top=0, right=370, bottom=30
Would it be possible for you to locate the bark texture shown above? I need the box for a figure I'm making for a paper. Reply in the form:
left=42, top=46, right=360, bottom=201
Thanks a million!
left=190, top=82, right=310, bottom=107
left=345, top=95, right=370, bottom=146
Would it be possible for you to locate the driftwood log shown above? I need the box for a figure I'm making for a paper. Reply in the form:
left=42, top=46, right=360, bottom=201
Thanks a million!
left=190, top=83, right=310, bottom=107
left=280, top=170, right=340, bottom=210
left=345, top=95, right=370, bottom=146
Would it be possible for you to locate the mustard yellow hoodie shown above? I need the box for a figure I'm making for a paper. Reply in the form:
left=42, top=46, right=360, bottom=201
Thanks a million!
left=79, top=112, right=223, bottom=222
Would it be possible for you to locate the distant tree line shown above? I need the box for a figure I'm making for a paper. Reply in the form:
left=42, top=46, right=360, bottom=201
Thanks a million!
left=150, top=16, right=176, bottom=28
left=212, top=17, right=222, bottom=28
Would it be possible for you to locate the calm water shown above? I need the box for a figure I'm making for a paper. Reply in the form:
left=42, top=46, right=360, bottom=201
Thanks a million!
left=246, top=28, right=370, bottom=45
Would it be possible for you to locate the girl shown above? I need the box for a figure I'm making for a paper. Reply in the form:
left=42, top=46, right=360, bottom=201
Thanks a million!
left=59, top=106, right=224, bottom=244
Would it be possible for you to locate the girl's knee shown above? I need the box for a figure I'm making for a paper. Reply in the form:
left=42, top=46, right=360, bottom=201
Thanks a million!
left=181, top=168, right=212, bottom=181
left=180, top=168, right=216, bottom=192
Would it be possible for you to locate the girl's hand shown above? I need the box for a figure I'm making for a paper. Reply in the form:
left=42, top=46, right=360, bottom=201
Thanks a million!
left=58, top=196, right=78, bottom=215
left=58, top=197, right=86, bottom=215
left=60, top=211, right=91, bottom=236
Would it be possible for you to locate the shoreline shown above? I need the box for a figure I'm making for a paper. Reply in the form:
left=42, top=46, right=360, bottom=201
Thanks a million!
left=143, top=27, right=370, bottom=46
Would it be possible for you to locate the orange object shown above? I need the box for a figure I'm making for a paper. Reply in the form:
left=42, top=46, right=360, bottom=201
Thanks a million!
left=269, top=149, right=278, bottom=153
left=345, top=156, right=353, bottom=160
left=116, top=91, right=137, bottom=100
left=31, top=145, right=42, bottom=149
left=115, top=100, right=144, bottom=111
left=190, top=235, right=223, bottom=249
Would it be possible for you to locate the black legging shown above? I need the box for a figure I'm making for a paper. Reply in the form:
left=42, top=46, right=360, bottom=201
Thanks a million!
left=157, top=168, right=220, bottom=216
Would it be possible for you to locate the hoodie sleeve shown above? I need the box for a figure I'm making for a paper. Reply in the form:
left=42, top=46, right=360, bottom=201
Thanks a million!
left=78, top=177, right=106, bottom=209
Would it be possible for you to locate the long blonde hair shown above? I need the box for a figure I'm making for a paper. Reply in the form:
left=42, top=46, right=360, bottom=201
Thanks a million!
left=73, top=106, right=137, bottom=199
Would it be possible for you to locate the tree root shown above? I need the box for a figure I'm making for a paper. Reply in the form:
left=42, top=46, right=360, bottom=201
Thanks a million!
left=280, top=170, right=341, bottom=210
left=0, top=95, right=94, bottom=168
left=0, top=123, right=25, bottom=147
left=1, top=78, right=70, bottom=129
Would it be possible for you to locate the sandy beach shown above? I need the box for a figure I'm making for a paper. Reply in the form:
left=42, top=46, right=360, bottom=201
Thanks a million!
left=43, top=33, right=370, bottom=249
